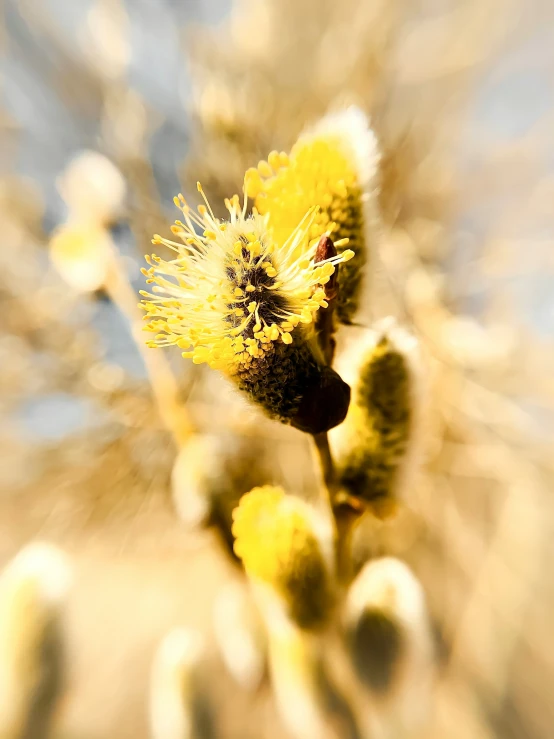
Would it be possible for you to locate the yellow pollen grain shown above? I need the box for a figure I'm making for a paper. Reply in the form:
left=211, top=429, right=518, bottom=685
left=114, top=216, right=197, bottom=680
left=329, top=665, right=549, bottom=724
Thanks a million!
left=257, top=160, right=273, bottom=178
left=268, top=151, right=281, bottom=171
left=244, top=168, right=263, bottom=199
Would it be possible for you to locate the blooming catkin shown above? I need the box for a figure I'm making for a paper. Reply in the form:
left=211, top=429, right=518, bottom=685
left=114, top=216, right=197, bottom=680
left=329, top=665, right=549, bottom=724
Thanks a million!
left=140, top=186, right=352, bottom=432
left=329, top=321, right=422, bottom=515
left=232, top=486, right=333, bottom=629
left=245, top=107, right=380, bottom=323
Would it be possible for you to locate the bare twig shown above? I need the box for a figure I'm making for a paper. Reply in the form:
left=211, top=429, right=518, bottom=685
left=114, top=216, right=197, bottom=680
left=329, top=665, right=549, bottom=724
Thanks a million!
left=104, top=252, right=194, bottom=447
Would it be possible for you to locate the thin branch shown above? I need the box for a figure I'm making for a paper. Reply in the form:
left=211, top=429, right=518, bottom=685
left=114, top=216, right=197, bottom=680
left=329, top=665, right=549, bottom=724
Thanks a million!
left=312, top=432, right=364, bottom=583
left=104, top=251, right=194, bottom=447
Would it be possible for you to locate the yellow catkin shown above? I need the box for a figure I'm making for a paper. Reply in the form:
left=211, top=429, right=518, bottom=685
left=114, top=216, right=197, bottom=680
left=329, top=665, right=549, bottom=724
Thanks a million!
left=232, top=486, right=333, bottom=629
left=250, top=107, right=379, bottom=322
left=139, top=186, right=353, bottom=428
left=329, top=322, right=421, bottom=514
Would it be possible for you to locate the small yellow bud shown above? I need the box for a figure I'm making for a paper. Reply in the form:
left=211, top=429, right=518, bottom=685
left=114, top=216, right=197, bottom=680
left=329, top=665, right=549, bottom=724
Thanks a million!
left=0, top=543, right=72, bottom=736
left=232, top=486, right=333, bottom=629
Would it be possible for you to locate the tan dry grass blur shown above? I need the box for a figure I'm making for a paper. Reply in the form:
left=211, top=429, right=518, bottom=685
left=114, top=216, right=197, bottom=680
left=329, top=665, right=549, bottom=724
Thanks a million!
left=1, top=0, right=554, bottom=736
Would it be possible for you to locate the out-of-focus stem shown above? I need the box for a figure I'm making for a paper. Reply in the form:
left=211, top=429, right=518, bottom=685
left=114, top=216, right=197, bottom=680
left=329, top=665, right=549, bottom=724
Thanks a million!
left=312, top=432, right=338, bottom=501
left=312, top=239, right=365, bottom=581
left=104, top=254, right=193, bottom=446
left=312, top=432, right=363, bottom=584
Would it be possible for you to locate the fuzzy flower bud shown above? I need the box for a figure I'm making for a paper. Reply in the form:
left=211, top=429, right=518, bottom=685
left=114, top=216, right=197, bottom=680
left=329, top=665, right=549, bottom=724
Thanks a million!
left=49, top=223, right=113, bottom=293
left=345, top=558, right=434, bottom=736
left=0, top=543, right=72, bottom=738
left=171, top=431, right=274, bottom=561
left=150, top=629, right=211, bottom=739
left=171, top=434, right=227, bottom=529
left=232, top=486, right=334, bottom=629
left=57, top=150, right=126, bottom=227
left=140, top=186, right=352, bottom=432
left=245, top=107, right=380, bottom=323
left=329, top=319, right=423, bottom=516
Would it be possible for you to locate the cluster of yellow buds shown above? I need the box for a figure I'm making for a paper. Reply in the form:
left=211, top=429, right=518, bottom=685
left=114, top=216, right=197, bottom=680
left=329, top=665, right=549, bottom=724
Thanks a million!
left=139, top=112, right=428, bottom=735
left=140, top=107, right=379, bottom=432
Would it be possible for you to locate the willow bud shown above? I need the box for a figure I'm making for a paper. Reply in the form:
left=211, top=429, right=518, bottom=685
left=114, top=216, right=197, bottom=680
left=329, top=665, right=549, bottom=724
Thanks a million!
left=345, top=558, right=434, bottom=736
left=0, top=543, right=71, bottom=738
left=232, top=486, right=334, bottom=629
left=330, top=319, right=423, bottom=516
